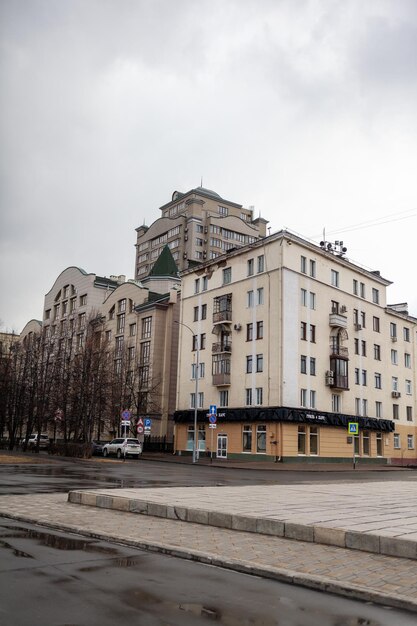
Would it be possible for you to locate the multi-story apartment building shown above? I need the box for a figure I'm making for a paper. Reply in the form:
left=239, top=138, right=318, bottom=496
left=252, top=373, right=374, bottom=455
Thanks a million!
left=18, top=252, right=180, bottom=439
left=135, top=186, right=268, bottom=279
left=174, top=230, right=417, bottom=464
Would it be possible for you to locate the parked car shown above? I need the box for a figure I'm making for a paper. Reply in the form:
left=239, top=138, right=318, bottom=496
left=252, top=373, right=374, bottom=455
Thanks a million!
left=91, top=440, right=107, bottom=456
left=27, top=434, right=50, bottom=450
left=103, top=438, right=142, bottom=459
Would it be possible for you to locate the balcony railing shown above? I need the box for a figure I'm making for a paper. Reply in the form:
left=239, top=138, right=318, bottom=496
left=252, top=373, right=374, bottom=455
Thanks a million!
left=330, top=344, right=349, bottom=358
left=213, top=372, right=231, bottom=386
left=213, top=310, right=232, bottom=323
left=212, top=342, right=232, bottom=354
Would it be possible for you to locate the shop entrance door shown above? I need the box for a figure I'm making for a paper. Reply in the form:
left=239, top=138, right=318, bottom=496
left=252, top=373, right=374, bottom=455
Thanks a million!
left=217, top=434, right=227, bottom=459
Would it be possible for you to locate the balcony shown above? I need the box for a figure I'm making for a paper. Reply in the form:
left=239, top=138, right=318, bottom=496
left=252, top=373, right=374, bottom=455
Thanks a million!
left=330, top=343, right=349, bottom=358
left=212, top=342, right=232, bottom=354
left=213, top=310, right=232, bottom=324
left=329, top=313, right=347, bottom=328
left=213, top=372, right=231, bottom=386
left=331, top=375, right=349, bottom=390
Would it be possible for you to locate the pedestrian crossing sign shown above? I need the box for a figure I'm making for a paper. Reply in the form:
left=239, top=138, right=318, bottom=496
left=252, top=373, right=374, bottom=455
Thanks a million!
left=348, top=422, right=359, bottom=435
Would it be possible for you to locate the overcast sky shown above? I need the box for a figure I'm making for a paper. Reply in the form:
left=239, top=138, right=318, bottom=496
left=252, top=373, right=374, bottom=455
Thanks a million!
left=1, top=0, right=416, bottom=333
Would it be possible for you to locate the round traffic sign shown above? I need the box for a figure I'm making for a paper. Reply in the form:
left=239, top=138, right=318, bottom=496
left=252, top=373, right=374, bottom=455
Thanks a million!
left=209, top=414, right=217, bottom=424
left=137, top=424, right=144, bottom=434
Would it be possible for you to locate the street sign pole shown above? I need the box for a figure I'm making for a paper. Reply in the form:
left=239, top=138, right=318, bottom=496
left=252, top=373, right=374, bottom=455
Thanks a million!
left=348, top=422, right=359, bottom=470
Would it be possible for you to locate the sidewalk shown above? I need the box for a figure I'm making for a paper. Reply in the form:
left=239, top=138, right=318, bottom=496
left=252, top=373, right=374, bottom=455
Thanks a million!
left=1, top=481, right=417, bottom=613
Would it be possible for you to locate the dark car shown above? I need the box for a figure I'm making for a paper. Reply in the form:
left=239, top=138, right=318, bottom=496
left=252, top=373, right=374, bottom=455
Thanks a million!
left=91, top=440, right=107, bottom=456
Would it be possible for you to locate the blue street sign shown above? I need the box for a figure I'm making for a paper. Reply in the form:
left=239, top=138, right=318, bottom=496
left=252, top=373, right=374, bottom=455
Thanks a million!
left=121, top=409, right=131, bottom=420
left=348, top=422, right=359, bottom=435
left=209, top=414, right=217, bottom=424
left=209, top=405, right=217, bottom=416
left=144, top=418, right=152, bottom=428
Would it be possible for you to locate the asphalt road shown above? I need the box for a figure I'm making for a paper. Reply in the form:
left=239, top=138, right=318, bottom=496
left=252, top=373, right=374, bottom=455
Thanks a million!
left=1, top=453, right=416, bottom=495
left=0, top=518, right=415, bottom=626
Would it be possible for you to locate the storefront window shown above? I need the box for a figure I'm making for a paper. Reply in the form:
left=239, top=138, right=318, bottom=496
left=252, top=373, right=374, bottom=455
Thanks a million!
left=242, top=426, right=252, bottom=452
left=362, top=430, right=370, bottom=456
left=309, top=427, right=319, bottom=455
left=256, top=425, right=266, bottom=453
left=298, top=425, right=306, bottom=454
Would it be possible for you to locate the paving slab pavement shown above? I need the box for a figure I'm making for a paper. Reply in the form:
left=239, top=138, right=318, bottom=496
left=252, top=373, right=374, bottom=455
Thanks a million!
left=1, top=491, right=417, bottom=614
left=68, top=481, right=417, bottom=561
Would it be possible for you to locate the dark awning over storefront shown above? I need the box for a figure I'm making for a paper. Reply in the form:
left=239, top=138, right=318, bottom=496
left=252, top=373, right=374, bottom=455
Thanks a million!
left=173, top=405, right=395, bottom=432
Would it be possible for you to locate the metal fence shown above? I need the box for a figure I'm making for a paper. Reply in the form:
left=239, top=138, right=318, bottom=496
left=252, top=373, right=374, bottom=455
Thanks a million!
left=142, top=435, right=174, bottom=453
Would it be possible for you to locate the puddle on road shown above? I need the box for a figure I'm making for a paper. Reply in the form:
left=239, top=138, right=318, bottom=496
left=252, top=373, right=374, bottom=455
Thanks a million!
left=0, top=538, right=33, bottom=558
left=0, top=524, right=120, bottom=554
left=79, top=556, right=144, bottom=572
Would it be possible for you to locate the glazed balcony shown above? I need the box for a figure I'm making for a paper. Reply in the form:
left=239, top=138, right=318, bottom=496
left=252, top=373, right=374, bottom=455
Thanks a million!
left=212, top=341, right=232, bottom=354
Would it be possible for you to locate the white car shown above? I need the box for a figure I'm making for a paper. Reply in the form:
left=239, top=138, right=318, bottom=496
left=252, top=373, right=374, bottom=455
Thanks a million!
left=27, top=434, right=50, bottom=450
left=102, top=438, right=142, bottom=459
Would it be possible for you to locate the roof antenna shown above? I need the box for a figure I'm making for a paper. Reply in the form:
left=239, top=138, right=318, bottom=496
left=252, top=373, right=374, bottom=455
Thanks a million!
left=200, top=176, right=203, bottom=188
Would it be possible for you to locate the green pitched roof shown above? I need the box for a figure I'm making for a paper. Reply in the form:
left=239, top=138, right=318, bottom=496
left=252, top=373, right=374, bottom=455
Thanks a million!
left=149, top=245, right=179, bottom=277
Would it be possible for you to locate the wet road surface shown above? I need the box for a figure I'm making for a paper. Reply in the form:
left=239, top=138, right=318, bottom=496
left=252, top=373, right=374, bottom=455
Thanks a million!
left=1, top=455, right=417, bottom=495
left=0, top=518, right=415, bottom=626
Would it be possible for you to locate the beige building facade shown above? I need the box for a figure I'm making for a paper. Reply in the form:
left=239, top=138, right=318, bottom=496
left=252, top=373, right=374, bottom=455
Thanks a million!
left=135, top=186, right=268, bottom=280
left=174, top=230, right=417, bottom=464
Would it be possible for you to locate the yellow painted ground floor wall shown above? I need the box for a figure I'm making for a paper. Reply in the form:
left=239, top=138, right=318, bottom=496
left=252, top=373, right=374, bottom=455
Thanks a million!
left=174, top=422, right=417, bottom=464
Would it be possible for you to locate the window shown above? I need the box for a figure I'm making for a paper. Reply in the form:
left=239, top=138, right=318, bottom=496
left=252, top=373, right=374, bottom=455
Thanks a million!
left=247, top=290, right=254, bottom=307
left=310, top=357, right=316, bottom=376
left=301, top=256, right=307, bottom=274
left=245, top=388, right=252, bottom=405
left=246, top=356, right=253, bottom=373
left=300, top=355, right=307, bottom=374
left=310, top=260, right=316, bottom=278
left=223, top=267, right=231, bottom=285
left=331, top=269, right=339, bottom=287
left=407, top=435, right=414, bottom=450
left=403, top=327, right=410, bottom=342
left=393, top=404, right=399, bottom=420
left=78, top=312, right=86, bottom=330
left=201, top=304, right=207, bottom=320
left=140, top=341, right=150, bottom=363
left=105, top=330, right=112, bottom=343
left=256, top=354, right=263, bottom=372
left=142, top=317, right=152, bottom=339
left=256, top=321, right=263, bottom=339
left=362, top=431, right=370, bottom=455
left=115, top=336, right=124, bottom=356
left=301, top=322, right=307, bottom=340
left=354, top=338, right=359, bottom=355
left=128, top=346, right=135, bottom=363
left=300, top=389, right=307, bottom=407
left=129, top=323, right=136, bottom=337
left=195, top=238, right=203, bottom=247
left=247, top=259, right=254, bottom=276
left=218, top=205, right=228, bottom=216
left=373, top=317, right=380, bottom=332
left=301, top=289, right=307, bottom=307
left=392, top=376, right=399, bottom=391
left=372, top=288, right=379, bottom=304
left=117, top=313, right=125, bottom=334
left=194, top=278, right=200, bottom=294
left=391, top=349, right=398, bottom=365
left=193, top=306, right=199, bottom=322
left=298, top=425, right=306, bottom=454
left=257, top=288, right=264, bottom=305
left=246, top=323, right=253, bottom=341
left=406, top=380, right=412, bottom=395
left=353, top=309, right=359, bottom=325
left=362, top=399, right=368, bottom=416
left=192, top=333, right=206, bottom=351
left=190, top=392, right=204, bottom=408
left=310, top=292, right=316, bottom=310
left=374, top=344, right=381, bottom=360
left=360, top=282, right=365, bottom=299
left=332, top=394, right=341, bottom=412
left=375, top=401, right=382, bottom=418
left=256, top=387, right=263, bottom=405
left=191, top=363, right=205, bottom=379
left=361, top=340, right=366, bottom=356
left=406, top=406, right=413, bottom=422
left=362, top=369, right=367, bottom=386
left=219, top=390, right=229, bottom=407
left=310, top=390, right=316, bottom=408
left=393, top=433, right=400, bottom=449
left=202, top=276, right=208, bottom=291
left=374, top=373, right=382, bottom=389
left=390, top=322, right=397, bottom=339
left=257, top=255, right=264, bottom=273
left=353, top=279, right=358, bottom=295
left=360, top=311, right=366, bottom=328
left=256, top=425, right=266, bottom=453
left=404, top=353, right=411, bottom=368
left=310, top=324, right=316, bottom=343
left=242, top=426, right=252, bottom=452
left=355, top=397, right=361, bottom=415
left=80, top=294, right=87, bottom=306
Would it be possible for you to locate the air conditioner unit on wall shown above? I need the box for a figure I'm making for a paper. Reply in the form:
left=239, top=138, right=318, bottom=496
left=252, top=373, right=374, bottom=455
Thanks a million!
left=340, top=305, right=347, bottom=313
left=391, top=336, right=398, bottom=342
left=354, top=324, right=362, bottom=331
left=392, top=391, right=401, bottom=398
left=233, top=323, right=242, bottom=331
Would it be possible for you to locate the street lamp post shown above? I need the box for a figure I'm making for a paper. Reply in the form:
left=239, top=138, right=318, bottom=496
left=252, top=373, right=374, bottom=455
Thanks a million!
left=175, top=320, right=199, bottom=463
